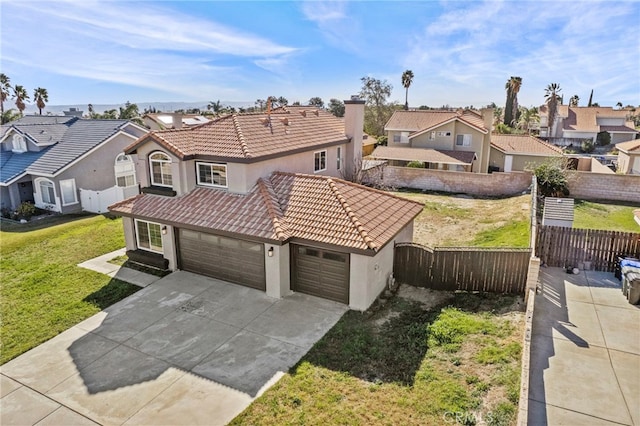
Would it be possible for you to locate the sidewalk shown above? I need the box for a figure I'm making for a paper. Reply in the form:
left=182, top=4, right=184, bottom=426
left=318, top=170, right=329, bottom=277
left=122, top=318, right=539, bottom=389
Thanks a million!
left=78, top=248, right=162, bottom=288
left=528, top=267, right=640, bottom=425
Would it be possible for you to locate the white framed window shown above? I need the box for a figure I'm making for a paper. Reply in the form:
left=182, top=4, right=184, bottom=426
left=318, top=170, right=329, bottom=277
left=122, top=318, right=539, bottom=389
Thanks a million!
left=337, top=147, right=342, bottom=170
left=115, top=153, right=136, bottom=187
left=456, top=134, right=472, bottom=146
left=397, top=132, right=410, bottom=143
left=429, top=131, right=436, bottom=140
left=196, top=162, right=227, bottom=187
left=135, top=219, right=163, bottom=253
left=149, top=151, right=172, bottom=187
left=314, top=150, right=327, bottom=172
left=12, top=134, right=27, bottom=153
left=37, top=178, right=56, bottom=204
left=60, top=179, right=78, bottom=206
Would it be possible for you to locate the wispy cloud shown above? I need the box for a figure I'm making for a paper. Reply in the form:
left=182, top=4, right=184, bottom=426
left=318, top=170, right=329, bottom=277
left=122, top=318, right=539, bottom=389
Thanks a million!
left=300, top=0, right=363, bottom=54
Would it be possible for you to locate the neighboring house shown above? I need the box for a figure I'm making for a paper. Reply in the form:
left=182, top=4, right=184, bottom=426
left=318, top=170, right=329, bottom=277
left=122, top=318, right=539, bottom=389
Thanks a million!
left=539, top=106, right=638, bottom=145
left=374, top=109, right=493, bottom=173
left=362, top=133, right=377, bottom=156
left=489, top=134, right=564, bottom=172
left=615, top=139, right=640, bottom=174
left=142, top=113, right=210, bottom=131
left=109, top=100, right=422, bottom=311
left=0, top=116, right=148, bottom=214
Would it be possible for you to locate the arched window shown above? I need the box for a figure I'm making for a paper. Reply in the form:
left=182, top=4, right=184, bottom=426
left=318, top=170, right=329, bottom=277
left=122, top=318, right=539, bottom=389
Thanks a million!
left=12, top=134, right=27, bottom=153
left=149, top=152, right=172, bottom=187
left=35, top=178, right=56, bottom=205
left=115, top=153, right=136, bottom=187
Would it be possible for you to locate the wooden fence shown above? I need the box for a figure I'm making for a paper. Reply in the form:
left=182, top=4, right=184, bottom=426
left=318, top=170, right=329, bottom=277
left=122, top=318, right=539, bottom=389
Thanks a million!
left=393, top=243, right=532, bottom=293
left=536, top=226, right=640, bottom=272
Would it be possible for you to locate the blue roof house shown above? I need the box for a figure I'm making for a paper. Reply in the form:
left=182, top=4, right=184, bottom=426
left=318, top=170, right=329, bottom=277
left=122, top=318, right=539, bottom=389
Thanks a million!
left=0, top=116, right=148, bottom=214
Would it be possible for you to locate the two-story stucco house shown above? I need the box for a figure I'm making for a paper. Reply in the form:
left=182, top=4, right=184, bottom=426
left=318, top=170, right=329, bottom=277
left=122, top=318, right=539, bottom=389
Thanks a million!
left=539, top=105, right=638, bottom=145
left=0, top=116, right=148, bottom=214
left=109, top=100, right=422, bottom=311
left=489, top=134, right=564, bottom=172
left=371, top=109, right=493, bottom=173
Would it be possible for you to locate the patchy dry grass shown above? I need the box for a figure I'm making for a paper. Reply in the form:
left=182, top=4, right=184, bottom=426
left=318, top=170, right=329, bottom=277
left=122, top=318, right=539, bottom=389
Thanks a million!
left=232, top=287, right=525, bottom=426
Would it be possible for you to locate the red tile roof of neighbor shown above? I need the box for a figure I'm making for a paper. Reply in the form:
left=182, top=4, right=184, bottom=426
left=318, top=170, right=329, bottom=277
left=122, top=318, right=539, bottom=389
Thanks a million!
left=385, top=110, right=488, bottom=134
left=616, top=139, right=640, bottom=153
left=109, top=172, right=423, bottom=252
left=490, top=134, right=564, bottom=155
left=370, top=146, right=476, bottom=165
left=126, top=106, right=347, bottom=161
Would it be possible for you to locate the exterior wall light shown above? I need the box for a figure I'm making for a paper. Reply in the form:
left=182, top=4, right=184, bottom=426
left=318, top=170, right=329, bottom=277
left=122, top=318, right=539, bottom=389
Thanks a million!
left=161, top=225, right=168, bottom=235
left=268, top=247, right=274, bottom=257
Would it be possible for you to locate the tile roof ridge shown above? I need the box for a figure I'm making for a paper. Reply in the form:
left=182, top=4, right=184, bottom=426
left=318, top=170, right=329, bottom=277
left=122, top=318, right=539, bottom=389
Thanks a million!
left=257, top=177, right=287, bottom=241
left=232, top=115, right=252, bottom=158
left=325, top=177, right=378, bottom=252
left=109, top=193, right=144, bottom=210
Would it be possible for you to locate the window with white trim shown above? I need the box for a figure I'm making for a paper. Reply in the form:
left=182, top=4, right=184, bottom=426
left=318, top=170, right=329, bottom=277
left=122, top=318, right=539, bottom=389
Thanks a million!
left=38, top=179, right=56, bottom=204
left=337, top=147, right=342, bottom=170
left=428, top=131, right=436, bottom=140
left=12, top=135, right=27, bottom=153
left=393, top=132, right=410, bottom=143
left=456, top=134, right=472, bottom=146
left=149, top=152, right=172, bottom=187
left=115, top=153, right=136, bottom=187
left=135, top=219, right=163, bottom=253
left=60, top=179, right=78, bottom=206
left=196, top=162, right=227, bottom=187
left=314, top=150, right=327, bottom=172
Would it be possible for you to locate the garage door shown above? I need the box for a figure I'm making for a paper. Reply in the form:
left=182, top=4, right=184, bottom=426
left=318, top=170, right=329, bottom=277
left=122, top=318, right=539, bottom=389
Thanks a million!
left=178, top=229, right=265, bottom=290
left=291, top=245, right=349, bottom=304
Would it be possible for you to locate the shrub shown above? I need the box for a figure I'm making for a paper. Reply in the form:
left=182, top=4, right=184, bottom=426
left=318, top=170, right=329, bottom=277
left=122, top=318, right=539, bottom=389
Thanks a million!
left=581, top=138, right=595, bottom=153
left=407, top=160, right=425, bottom=168
left=533, top=160, right=569, bottom=197
left=596, top=131, right=611, bottom=146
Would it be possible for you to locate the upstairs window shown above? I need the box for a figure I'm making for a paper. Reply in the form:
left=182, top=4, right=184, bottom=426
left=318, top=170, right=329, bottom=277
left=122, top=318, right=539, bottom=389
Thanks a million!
left=456, top=134, right=472, bottom=146
left=149, top=152, right=172, bottom=187
left=314, top=150, right=327, bottom=172
left=12, top=134, right=27, bottom=153
left=115, top=153, right=137, bottom=187
left=197, top=162, right=227, bottom=187
left=393, top=132, right=410, bottom=143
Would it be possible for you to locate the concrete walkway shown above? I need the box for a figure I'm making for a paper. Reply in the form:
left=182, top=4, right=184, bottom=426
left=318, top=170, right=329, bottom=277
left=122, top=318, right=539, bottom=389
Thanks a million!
left=77, top=248, right=161, bottom=288
left=0, top=271, right=347, bottom=425
left=528, top=267, right=640, bottom=425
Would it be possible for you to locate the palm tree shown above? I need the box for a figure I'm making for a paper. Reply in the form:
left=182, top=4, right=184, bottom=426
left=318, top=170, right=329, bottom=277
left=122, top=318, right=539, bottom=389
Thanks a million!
left=401, top=70, right=414, bottom=111
left=616, top=102, right=623, bottom=109
left=208, top=100, right=222, bottom=114
left=0, top=74, right=11, bottom=124
left=33, top=87, right=48, bottom=115
left=492, top=106, right=504, bottom=128
left=516, top=106, right=539, bottom=133
left=1, top=108, right=21, bottom=124
left=569, top=95, right=579, bottom=107
left=504, top=76, right=522, bottom=126
left=13, top=85, right=30, bottom=116
left=544, top=83, right=562, bottom=136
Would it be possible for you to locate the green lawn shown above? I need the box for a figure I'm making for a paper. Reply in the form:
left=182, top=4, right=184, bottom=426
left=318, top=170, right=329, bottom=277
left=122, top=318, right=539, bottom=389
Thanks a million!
left=0, top=215, right=140, bottom=364
left=471, top=220, right=531, bottom=248
left=573, top=200, right=639, bottom=232
left=232, top=292, right=523, bottom=426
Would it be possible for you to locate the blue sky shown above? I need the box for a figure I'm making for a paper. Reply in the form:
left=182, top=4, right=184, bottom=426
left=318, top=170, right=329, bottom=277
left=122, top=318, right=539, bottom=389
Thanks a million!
left=1, top=0, right=639, bottom=110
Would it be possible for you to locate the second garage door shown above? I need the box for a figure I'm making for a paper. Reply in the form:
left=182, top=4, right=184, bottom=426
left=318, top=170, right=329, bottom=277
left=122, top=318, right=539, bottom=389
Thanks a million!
left=291, top=245, right=350, bottom=304
left=178, top=229, right=265, bottom=291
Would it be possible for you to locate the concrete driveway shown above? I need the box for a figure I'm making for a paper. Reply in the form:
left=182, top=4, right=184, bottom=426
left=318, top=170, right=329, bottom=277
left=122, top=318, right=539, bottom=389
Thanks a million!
left=1, top=271, right=347, bottom=425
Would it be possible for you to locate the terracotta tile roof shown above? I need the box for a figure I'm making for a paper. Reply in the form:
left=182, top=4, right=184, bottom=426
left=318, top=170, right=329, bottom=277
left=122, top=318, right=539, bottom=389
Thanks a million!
left=616, top=139, right=640, bottom=153
left=491, top=134, right=563, bottom=155
left=599, top=125, right=637, bottom=133
left=560, top=107, right=633, bottom=133
left=126, top=107, right=347, bottom=161
left=385, top=110, right=488, bottom=134
left=371, top=146, right=476, bottom=165
left=109, top=172, right=423, bottom=252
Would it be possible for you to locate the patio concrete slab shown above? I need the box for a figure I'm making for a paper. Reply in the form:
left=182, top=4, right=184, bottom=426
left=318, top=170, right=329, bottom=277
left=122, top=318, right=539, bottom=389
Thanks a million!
left=528, top=267, right=640, bottom=426
left=0, top=386, right=60, bottom=426
left=35, top=406, right=100, bottom=426
left=0, top=375, right=22, bottom=398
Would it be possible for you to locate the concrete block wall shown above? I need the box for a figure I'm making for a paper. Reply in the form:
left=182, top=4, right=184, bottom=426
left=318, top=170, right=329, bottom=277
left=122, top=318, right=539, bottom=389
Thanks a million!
left=567, top=172, right=640, bottom=203
left=369, top=166, right=532, bottom=196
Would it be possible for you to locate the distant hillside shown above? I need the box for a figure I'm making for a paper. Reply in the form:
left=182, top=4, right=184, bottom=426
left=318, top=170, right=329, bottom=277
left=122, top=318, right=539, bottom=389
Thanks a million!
left=21, top=101, right=253, bottom=116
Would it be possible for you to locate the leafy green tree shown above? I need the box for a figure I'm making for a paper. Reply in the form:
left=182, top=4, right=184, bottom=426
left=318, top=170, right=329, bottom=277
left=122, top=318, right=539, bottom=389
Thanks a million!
left=1, top=108, right=21, bottom=124
left=581, top=138, right=595, bottom=153
left=401, top=70, right=414, bottom=110
left=308, top=97, right=324, bottom=108
left=544, top=83, right=562, bottom=135
left=255, top=99, right=266, bottom=111
left=0, top=73, right=11, bottom=124
left=532, top=159, right=569, bottom=197
left=33, top=87, right=48, bottom=115
left=13, top=85, right=29, bottom=116
left=327, top=98, right=345, bottom=117
left=359, top=76, right=393, bottom=136
left=569, top=95, right=579, bottom=107
left=596, top=131, right=611, bottom=146
left=504, top=76, right=522, bottom=126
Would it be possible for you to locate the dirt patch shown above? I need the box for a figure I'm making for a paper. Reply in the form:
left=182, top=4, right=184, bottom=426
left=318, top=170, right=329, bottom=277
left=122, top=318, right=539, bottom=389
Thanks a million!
left=394, top=191, right=531, bottom=247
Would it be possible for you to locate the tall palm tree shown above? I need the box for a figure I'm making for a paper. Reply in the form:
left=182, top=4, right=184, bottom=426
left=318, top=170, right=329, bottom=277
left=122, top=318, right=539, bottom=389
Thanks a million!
left=569, top=95, right=579, bottom=107
left=401, top=70, right=414, bottom=111
left=544, top=83, right=562, bottom=136
left=0, top=74, right=11, bottom=124
left=33, top=87, right=48, bottom=115
left=504, top=76, right=522, bottom=126
left=13, top=85, right=29, bottom=116
left=516, top=106, right=539, bottom=133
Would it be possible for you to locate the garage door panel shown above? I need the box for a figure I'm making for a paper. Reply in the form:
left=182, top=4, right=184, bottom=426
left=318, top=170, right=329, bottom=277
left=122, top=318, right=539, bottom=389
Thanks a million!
left=292, top=244, right=349, bottom=304
left=178, top=229, right=265, bottom=291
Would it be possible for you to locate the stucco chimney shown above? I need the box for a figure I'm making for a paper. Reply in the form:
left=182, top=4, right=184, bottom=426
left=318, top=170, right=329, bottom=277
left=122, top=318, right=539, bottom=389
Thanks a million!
left=480, top=107, right=494, bottom=132
left=344, top=96, right=365, bottom=170
left=171, top=113, right=182, bottom=129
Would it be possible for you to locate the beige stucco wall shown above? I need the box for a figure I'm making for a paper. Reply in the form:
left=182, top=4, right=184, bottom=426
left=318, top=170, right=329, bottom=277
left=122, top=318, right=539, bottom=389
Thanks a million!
left=567, top=172, right=640, bottom=202
left=490, top=149, right=561, bottom=172
left=409, top=123, right=456, bottom=150
left=122, top=217, right=137, bottom=251
left=611, top=133, right=636, bottom=144
left=133, top=141, right=183, bottom=194
left=265, top=243, right=291, bottom=299
left=617, top=152, right=631, bottom=173
left=349, top=223, right=414, bottom=311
